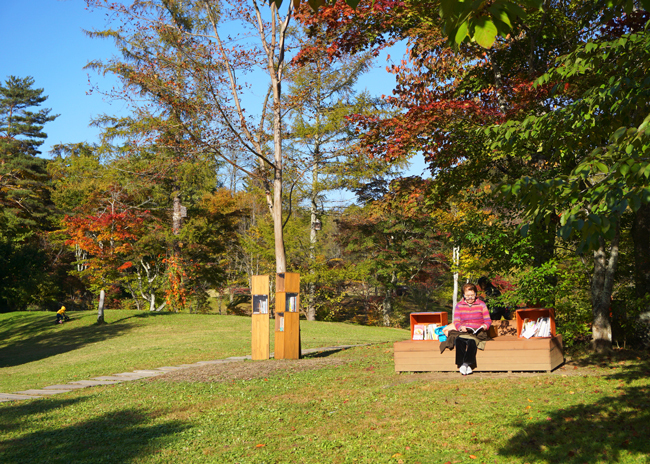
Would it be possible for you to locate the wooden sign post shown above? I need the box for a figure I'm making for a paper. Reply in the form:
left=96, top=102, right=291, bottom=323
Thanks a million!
left=275, top=272, right=300, bottom=360
left=251, top=275, right=270, bottom=360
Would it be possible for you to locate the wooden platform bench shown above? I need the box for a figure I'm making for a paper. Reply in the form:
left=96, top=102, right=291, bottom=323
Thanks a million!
left=394, top=319, right=565, bottom=373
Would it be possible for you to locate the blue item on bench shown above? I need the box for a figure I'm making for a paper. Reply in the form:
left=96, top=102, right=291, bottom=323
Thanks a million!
left=434, top=326, right=447, bottom=342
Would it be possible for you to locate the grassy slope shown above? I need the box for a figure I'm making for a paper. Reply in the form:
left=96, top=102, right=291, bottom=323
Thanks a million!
left=1, top=312, right=649, bottom=464
left=0, top=311, right=408, bottom=393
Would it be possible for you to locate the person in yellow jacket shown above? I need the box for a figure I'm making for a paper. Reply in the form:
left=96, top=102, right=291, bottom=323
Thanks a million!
left=56, top=306, right=69, bottom=323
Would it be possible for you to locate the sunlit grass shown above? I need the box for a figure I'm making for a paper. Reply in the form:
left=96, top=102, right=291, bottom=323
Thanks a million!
left=1, top=343, right=649, bottom=463
left=2, top=312, right=649, bottom=463
left=0, top=310, right=407, bottom=392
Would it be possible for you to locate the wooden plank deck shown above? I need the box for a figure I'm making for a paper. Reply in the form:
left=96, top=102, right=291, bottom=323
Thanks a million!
left=394, top=335, right=564, bottom=373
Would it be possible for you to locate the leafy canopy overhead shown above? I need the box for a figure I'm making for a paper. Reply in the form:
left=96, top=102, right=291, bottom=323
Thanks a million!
left=280, top=0, right=650, bottom=48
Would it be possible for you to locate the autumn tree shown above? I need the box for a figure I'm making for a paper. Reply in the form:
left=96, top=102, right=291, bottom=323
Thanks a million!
left=61, top=187, right=147, bottom=323
left=313, top=0, right=650, bottom=350
left=283, top=11, right=409, bottom=319
left=86, top=0, right=302, bottom=274
left=490, top=13, right=650, bottom=351
left=337, top=176, right=446, bottom=325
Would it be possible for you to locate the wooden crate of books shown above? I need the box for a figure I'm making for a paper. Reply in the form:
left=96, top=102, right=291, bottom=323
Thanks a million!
left=251, top=275, right=270, bottom=360
left=410, top=312, right=448, bottom=340
left=516, top=308, right=556, bottom=338
left=394, top=320, right=564, bottom=373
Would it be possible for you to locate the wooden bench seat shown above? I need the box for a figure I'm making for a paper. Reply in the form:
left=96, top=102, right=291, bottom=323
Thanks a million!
left=394, top=332, right=564, bottom=373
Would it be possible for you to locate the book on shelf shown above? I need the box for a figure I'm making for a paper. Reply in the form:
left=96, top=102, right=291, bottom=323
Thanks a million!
left=413, top=323, right=441, bottom=340
left=286, top=293, right=298, bottom=312
left=521, top=317, right=551, bottom=338
left=253, top=295, right=268, bottom=314
left=279, top=316, right=284, bottom=332
left=413, top=324, right=426, bottom=340
left=536, top=317, right=551, bottom=337
left=424, top=323, right=439, bottom=340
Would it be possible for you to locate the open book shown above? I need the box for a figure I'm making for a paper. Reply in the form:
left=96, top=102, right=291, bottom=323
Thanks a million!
left=466, top=327, right=484, bottom=334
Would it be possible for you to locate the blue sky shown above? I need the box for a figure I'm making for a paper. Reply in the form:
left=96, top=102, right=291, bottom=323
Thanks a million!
left=0, top=0, right=426, bottom=183
left=0, top=0, right=125, bottom=157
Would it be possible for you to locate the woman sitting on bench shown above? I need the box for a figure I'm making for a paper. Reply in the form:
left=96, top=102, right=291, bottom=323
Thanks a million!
left=447, top=283, right=491, bottom=375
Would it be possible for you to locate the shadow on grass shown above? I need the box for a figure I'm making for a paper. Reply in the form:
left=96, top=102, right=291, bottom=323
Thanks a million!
left=0, top=314, right=137, bottom=368
left=302, top=346, right=360, bottom=359
left=0, top=396, right=187, bottom=464
left=0, top=397, right=88, bottom=435
left=498, top=357, right=650, bottom=463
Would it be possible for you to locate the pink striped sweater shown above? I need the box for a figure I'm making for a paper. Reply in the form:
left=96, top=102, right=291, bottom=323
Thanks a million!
left=453, top=298, right=491, bottom=330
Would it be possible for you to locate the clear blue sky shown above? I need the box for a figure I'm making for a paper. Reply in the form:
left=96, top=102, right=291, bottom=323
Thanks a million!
left=0, top=0, right=126, bottom=157
left=0, top=0, right=426, bottom=181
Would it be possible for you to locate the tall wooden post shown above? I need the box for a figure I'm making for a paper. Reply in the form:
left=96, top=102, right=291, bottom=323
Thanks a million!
left=251, top=275, right=270, bottom=360
left=275, top=272, right=300, bottom=360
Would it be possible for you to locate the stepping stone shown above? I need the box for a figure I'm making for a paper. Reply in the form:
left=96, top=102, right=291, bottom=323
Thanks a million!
left=69, top=380, right=122, bottom=386
left=0, top=393, right=43, bottom=401
left=112, top=372, right=160, bottom=378
left=195, top=360, right=237, bottom=365
left=14, top=389, right=65, bottom=396
left=155, top=366, right=186, bottom=371
left=89, top=376, right=127, bottom=382
left=132, top=370, right=165, bottom=375
left=42, top=384, right=88, bottom=390
left=225, top=356, right=250, bottom=361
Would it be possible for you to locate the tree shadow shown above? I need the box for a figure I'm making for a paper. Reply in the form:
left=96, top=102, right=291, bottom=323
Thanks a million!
left=0, top=395, right=187, bottom=463
left=301, top=346, right=360, bottom=359
left=0, top=315, right=137, bottom=368
left=497, top=357, right=650, bottom=463
left=0, top=311, right=184, bottom=368
left=0, top=397, right=87, bottom=435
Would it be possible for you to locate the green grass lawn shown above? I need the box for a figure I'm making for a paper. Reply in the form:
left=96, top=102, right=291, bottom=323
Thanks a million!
left=1, top=311, right=649, bottom=464
left=0, top=310, right=409, bottom=393
left=0, top=310, right=407, bottom=393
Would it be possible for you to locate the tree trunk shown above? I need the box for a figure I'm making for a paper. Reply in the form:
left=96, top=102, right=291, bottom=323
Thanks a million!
left=383, top=272, right=397, bottom=326
left=172, top=190, right=182, bottom=236
left=97, top=289, right=105, bottom=324
left=272, top=102, right=287, bottom=273
left=383, top=287, right=392, bottom=327
left=590, top=227, right=620, bottom=353
left=265, top=3, right=291, bottom=276
left=307, top=195, right=318, bottom=321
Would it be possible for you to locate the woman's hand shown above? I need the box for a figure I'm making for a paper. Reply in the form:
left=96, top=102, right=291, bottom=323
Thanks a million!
left=459, top=326, right=467, bottom=332
left=443, top=323, right=456, bottom=336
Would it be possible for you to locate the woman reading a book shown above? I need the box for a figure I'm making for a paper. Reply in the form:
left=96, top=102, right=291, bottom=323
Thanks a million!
left=445, top=283, right=491, bottom=375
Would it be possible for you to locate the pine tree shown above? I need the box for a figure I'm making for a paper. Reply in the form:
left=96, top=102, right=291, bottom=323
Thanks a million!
left=0, top=75, right=57, bottom=229
left=0, top=76, right=58, bottom=311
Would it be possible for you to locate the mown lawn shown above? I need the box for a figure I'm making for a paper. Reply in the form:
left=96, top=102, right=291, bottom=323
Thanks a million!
left=1, top=312, right=649, bottom=464
left=0, top=310, right=407, bottom=393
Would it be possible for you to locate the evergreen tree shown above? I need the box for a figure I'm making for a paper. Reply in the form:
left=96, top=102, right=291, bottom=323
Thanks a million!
left=0, top=75, right=58, bottom=230
left=0, top=76, right=58, bottom=311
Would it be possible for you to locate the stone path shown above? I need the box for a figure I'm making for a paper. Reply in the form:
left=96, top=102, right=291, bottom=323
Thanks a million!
left=0, top=344, right=363, bottom=403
